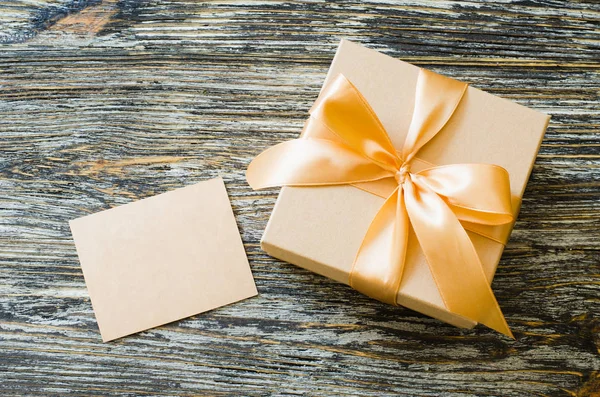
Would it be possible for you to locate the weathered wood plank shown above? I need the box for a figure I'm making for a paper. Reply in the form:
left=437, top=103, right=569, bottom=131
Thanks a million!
left=0, top=0, right=599, bottom=396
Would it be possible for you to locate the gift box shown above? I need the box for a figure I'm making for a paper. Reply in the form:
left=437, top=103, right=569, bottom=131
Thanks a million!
left=248, top=40, right=550, bottom=336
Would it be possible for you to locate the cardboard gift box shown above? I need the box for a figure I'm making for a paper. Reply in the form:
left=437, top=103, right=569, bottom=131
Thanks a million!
left=256, top=40, right=550, bottom=330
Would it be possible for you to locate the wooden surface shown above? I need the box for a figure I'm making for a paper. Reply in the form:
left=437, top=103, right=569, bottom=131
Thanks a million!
left=1, top=1, right=599, bottom=396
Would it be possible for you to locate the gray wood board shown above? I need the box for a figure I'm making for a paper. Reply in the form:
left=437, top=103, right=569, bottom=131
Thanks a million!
left=0, top=1, right=598, bottom=396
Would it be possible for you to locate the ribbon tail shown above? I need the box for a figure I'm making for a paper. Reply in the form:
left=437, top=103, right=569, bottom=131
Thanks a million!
left=403, top=177, right=514, bottom=338
left=350, top=187, right=409, bottom=305
left=246, top=138, right=394, bottom=189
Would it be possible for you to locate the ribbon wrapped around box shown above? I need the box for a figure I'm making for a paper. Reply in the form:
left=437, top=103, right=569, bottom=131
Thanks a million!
left=247, top=40, right=550, bottom=337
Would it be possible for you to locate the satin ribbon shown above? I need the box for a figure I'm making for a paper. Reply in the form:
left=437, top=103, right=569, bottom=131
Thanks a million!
left=247, top=69, right=514, bottom=337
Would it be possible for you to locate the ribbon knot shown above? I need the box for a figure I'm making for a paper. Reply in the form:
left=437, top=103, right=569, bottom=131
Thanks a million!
left=395, top=163, right=411, bottom=185
left=247, top=69, right=515, bottom=337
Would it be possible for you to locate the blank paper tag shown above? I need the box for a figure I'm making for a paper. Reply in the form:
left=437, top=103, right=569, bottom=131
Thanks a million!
left=69, top=177, right=257, bottom=342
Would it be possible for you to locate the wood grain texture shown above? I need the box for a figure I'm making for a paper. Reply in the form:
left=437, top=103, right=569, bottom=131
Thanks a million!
left=0, top=0, right=599, bottom=396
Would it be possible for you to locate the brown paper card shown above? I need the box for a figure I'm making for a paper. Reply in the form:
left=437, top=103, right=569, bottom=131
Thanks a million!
left=70, top=177, right=257, bottom=342
left=262, top=40, right=549, bottom=329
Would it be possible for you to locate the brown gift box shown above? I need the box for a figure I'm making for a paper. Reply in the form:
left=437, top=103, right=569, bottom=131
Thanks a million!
left=261, top=40, right=550, bottom=329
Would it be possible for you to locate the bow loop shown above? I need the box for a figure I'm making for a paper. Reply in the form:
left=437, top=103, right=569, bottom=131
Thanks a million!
left=246, top=138, right=394, bottom=189
left=414, top=164, right=513, bottom=225
left=312, top=75, right=401, bottom=173
left=401, top=70, right=468, bottom=161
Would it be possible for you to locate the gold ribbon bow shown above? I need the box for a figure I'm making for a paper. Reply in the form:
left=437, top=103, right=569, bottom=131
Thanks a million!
left=247, top=69, right=514, bottom=337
